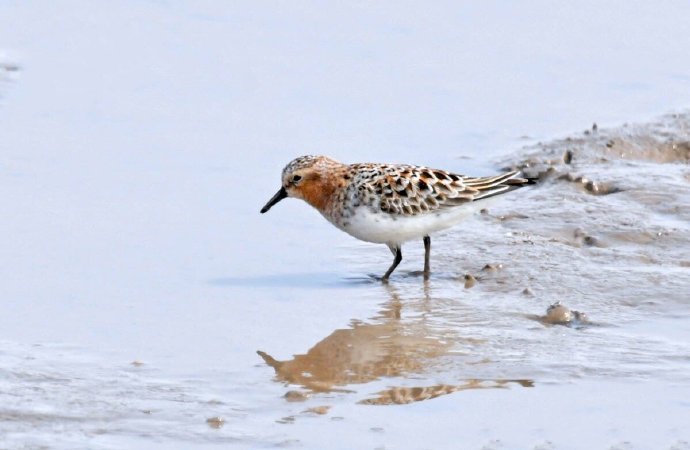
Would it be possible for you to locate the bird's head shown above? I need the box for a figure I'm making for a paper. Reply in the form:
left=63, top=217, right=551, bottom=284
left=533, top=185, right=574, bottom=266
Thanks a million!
left=260, top=155, right=343, bottom=213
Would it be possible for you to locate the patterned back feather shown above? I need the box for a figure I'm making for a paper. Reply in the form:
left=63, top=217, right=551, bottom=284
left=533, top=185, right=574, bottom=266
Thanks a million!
left=348, top=164, right=531, bottom=216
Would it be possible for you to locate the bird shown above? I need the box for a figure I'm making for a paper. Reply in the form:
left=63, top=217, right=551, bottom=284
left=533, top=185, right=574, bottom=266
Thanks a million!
left=260, top=155, right=533, bottom=281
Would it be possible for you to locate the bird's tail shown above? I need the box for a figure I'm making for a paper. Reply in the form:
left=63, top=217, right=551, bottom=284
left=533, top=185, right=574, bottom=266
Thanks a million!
left=464, top=171, right=536, bottom=202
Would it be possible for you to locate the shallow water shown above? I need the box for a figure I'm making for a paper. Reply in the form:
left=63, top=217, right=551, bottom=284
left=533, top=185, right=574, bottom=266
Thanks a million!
left=2, top=2, right=690, bottom=449
left=2, top=115, right=689, bottom=448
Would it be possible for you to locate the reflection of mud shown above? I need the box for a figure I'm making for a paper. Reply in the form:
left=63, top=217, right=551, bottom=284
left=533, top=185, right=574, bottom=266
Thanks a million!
left=0, top=57, right=20, bottom=89
left=359, top=379, right=533, bottom=405
left=257, top=286, right=451, bottom=393
left=0, top=62, right=20, bottom=73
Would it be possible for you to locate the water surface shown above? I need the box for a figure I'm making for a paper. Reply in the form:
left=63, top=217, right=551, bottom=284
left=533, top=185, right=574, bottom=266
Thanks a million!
left=1, top=2, right=690, bottom=449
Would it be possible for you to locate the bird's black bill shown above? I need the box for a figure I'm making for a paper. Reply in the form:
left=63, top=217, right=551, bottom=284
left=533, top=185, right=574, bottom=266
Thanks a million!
left=260, top=187, right=287, bottom=213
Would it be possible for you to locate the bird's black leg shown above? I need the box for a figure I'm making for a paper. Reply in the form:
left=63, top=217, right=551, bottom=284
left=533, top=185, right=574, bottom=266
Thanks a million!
left=382, top=246, right=402, bottom=282
left=423, top=235, right=431, bottom=279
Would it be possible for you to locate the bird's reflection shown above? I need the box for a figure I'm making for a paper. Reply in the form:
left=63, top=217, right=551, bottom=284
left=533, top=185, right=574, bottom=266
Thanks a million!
left=257, top=282, right=532, bottom=403
left=360, top=378, right=534, bottom=405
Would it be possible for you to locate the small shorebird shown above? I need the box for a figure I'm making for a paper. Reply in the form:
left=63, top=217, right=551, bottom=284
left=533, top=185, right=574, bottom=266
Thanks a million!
left=261, top=155, right=532, bottom=281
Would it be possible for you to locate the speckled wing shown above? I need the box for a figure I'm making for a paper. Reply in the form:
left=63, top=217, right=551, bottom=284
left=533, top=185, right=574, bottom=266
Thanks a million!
left=352, top=164, right=530, bottom=216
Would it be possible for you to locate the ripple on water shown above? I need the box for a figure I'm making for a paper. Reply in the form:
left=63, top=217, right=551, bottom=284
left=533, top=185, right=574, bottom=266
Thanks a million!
left=0, top=341, right=255, bottom=448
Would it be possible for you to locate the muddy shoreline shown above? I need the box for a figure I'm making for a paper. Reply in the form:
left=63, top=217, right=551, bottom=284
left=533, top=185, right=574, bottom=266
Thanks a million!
left=2, top=112, right=689, bottom=448
left=256, top=112, right=690, bottom=408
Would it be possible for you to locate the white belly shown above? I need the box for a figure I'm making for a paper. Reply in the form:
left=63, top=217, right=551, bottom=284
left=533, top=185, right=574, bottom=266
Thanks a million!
left=333, top=203, right=488, bottom=246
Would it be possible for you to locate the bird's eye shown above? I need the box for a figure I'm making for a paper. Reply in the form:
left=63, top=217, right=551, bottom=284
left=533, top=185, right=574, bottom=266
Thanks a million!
left=292, top=175, right=302, bottom=183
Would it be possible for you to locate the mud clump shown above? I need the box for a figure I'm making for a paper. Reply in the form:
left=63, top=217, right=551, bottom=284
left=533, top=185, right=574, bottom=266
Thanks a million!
left=536, top=302, right=590, bottom=328
left=573, top=228, right=605, bottom=248
left=498, top=212, right=529, bottom=221
left=563, top=150, right=573, bottom=164
left=206, top=416, right=225, bottom=429
left=556, top=173, right=621, bottom=196
left=303, top=406, right=330, bottom=415
left=284, top=390, right=310, bottom=402
left=481, top=263, right=503, bottom=272
left=580, top=177, right=620, bottom=195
